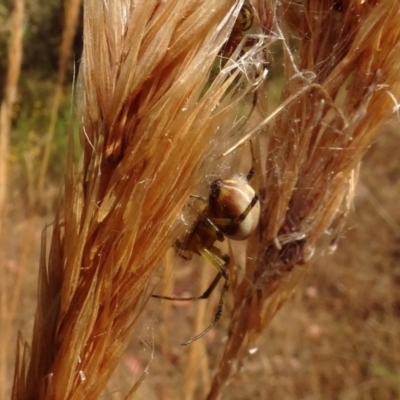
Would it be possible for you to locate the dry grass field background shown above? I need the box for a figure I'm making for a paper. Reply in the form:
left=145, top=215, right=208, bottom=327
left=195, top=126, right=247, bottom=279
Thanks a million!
left=1, top=0, right=400, bottom=399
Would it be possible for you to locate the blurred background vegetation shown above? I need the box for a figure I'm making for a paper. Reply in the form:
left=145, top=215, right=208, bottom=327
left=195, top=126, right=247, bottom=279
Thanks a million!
left=0, top=0, right=81, bottom=207
left=1, top=1, right=399, bottom=399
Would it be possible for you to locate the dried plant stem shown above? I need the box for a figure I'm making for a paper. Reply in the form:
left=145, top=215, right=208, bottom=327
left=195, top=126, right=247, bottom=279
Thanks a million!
left=160, top=250, right=175, bottom=358
left=183, top=261, right=212, bottom=399
left=36, top=0, right=82, bottom=201
left=0, top=0, right=25, bottom=397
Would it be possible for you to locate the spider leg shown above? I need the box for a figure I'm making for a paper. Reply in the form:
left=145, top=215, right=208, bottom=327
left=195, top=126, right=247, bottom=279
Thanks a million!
left=152, top=272, right=222, bottom=302
left=204, top=217, right=225, bottom=242
left=232, top=193, right=258, bottom=226
left=184, top=197, right=225, bottom=241
left=181, top=246, right=230, bottom=346
left=189, top=194, right=207, bottom=202
left=211, top=193, right=259, bottom=229
left=246, top=139, right=256, bottom=181
left=152, top=248, right=229, bottom=302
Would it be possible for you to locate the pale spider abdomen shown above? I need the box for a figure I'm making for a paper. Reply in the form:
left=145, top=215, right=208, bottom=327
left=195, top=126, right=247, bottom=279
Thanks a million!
left=209, top=176, right=260, bottom=241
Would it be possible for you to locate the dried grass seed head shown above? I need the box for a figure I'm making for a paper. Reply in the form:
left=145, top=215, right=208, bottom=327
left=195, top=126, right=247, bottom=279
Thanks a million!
left=16, top=1, right=270, bottom=398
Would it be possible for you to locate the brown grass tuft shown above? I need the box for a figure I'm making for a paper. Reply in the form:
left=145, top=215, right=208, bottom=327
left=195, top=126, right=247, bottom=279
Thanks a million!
left=12, top=0, right=259, bottom=398
left=206, top=0, right=400, bottom=398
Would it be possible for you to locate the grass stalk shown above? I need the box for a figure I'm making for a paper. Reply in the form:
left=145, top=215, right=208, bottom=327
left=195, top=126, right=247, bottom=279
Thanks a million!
left=36, top=0, right=82, bottom=202
left=206, top=1, right=400, bottom=398
left=0, top=0, right=25, bottom=397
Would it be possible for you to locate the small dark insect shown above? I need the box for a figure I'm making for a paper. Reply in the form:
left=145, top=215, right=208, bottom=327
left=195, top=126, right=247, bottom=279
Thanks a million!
left=153, top=167, right=260, bottom=345
left=221, top=4, right=254, bottom=57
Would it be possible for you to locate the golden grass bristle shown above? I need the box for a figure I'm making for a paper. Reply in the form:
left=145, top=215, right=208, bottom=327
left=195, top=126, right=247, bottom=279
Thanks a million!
left=12, top=0, right=261, bottom=398
left=206, top=0, right=400, bottom=398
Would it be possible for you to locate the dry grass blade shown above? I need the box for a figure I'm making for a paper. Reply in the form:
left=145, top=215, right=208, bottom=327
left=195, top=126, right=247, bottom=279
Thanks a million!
left=206, top=0, right=400, bottom=398
left=11, top=0, right=259, bottom=398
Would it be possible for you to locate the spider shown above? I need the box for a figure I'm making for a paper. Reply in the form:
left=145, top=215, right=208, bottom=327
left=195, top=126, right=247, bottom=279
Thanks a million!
left=153, top=166, right=260, bottom=345
left=220, top=4, right=254, bottom=58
